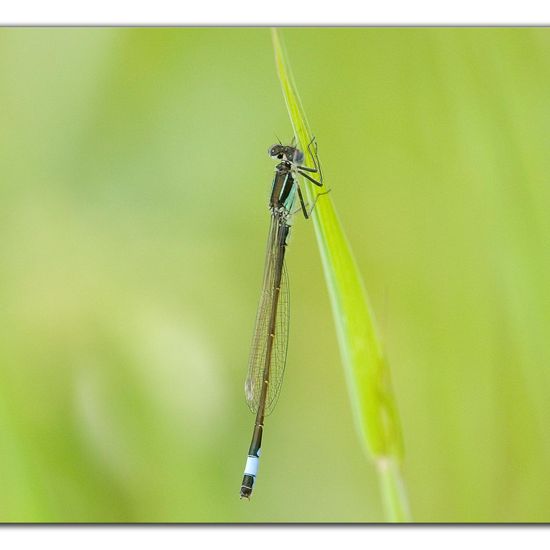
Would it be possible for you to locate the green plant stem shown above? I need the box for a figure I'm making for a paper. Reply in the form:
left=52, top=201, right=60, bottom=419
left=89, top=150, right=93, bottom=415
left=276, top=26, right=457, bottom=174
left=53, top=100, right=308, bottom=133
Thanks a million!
left=271, top=27, right=411, bottom=522
left=377, top=457, right=411, bottom=523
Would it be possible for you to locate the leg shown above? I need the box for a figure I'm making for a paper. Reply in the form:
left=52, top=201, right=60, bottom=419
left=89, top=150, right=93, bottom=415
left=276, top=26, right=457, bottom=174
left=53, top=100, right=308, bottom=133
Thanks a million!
left=296, top=165, right=318, bottom=173
left=306, top=188, right=331, bottom=217
left=295, top=137, right=321, bottom=172
left=296, top=184, right=309, bottom=219
left=307, top=137, right=323, bottom=184
left=296, top=136, right=323, bottom=186
left=298, top=170, right=323, bottom=187
left=293, top=185, right=332, bottom=218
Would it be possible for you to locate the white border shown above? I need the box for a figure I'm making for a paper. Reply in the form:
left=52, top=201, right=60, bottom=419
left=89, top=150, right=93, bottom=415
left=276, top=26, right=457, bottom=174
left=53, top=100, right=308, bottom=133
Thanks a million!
left=0, top=525, right=548, bottom=550
left=1, top=0, right=550, bottom=25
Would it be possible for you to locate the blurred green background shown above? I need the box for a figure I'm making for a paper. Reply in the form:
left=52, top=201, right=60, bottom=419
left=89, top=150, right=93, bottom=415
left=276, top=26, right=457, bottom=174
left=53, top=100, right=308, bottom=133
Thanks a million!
left=0, top=27, right=549, bottom=522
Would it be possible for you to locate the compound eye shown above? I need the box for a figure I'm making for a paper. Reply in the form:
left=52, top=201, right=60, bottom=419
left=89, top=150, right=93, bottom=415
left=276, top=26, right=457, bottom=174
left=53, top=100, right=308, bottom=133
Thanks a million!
left=268, top=144, right=282, bottom=158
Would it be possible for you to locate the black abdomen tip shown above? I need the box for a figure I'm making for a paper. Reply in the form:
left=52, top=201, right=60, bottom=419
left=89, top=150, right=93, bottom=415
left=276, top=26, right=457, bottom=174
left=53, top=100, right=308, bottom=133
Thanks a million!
left=240, top=475, right=254, bottom=499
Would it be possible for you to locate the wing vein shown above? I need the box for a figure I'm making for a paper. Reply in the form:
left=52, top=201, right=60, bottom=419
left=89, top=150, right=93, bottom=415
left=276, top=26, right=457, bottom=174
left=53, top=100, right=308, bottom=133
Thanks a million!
left=244, top=215, right=290, bottom=415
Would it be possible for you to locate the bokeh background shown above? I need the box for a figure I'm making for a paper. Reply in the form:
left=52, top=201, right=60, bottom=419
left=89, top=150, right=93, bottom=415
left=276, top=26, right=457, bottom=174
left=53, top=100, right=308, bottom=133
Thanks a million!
left=0, top=27, right=549, bottom=522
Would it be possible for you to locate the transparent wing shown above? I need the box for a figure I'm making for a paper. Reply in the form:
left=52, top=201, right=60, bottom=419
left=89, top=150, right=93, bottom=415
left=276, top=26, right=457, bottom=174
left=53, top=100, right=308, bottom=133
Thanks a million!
left=244, top=217, right=290, bottom=416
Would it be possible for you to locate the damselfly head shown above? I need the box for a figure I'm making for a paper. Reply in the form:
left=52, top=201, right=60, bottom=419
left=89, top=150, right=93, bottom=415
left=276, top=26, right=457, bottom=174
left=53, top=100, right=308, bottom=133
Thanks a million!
left=268, top=144, right=304, bottom=164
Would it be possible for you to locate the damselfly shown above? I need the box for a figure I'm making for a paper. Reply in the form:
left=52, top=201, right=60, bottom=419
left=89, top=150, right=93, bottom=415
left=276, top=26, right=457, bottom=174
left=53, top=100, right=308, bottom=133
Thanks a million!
left=240, top=137, right=324, bottom=499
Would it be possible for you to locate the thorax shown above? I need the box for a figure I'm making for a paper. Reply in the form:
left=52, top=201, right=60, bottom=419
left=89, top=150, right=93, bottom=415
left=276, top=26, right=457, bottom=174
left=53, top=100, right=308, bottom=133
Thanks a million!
left=269, top=161, right=296, bottom=213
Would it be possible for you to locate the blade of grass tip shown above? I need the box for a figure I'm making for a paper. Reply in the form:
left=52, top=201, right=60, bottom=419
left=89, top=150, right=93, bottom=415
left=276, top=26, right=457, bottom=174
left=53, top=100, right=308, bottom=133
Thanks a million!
left=271, top=28, right=411, bottom=522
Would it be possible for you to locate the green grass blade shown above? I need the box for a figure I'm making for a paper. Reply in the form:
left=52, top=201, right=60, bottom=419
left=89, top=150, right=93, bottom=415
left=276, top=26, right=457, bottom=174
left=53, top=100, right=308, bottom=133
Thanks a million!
left=271, top=28, right=411, bottom=522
